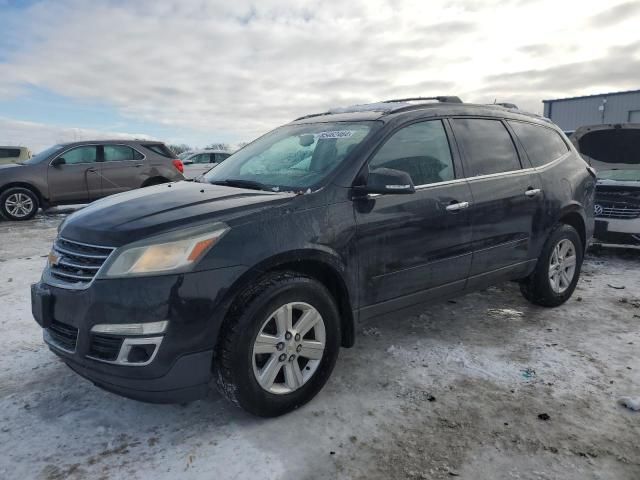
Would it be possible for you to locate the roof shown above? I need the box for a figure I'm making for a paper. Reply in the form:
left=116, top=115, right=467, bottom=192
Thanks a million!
left=58, top=139, right=160, bottom=146
left=543, top=89, right=640, bottom=104
left=185, top=149, right=231, bottom=155
left=291, top=99, right=549, bottom=125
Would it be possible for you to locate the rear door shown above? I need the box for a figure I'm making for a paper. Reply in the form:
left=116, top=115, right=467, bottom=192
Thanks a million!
left=99, top=144, right=146, bottom=196
left=47, top=145, right=101, bottom=203
left=450, top=118, right=543, bottom=287
left=354, top=119, right=473, bottom=318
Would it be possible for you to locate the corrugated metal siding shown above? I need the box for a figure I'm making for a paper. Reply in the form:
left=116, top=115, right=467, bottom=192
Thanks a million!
left=544, top=91, right=640, bottom=132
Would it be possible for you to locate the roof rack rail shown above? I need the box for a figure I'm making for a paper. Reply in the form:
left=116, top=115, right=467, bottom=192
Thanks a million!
left=493, top=102, right=519, bottom=109
left=382, top=96, right=463, bottom=104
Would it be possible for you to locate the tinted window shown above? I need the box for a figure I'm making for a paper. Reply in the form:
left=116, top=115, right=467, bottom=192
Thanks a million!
left=369, top=120, right=454, bottom=186
left=59, top=146, right=97, bottom=164
left=215, top=153, right=230, bottom=163
left=452, top=119, right=521, bottom=176
left=144, top=143, right=175, bottom=158
left=0, top=148, right=20, bottom=158
left=509, top=121, right=569, bottom=167
left=103, top=145, right=143, bottom=162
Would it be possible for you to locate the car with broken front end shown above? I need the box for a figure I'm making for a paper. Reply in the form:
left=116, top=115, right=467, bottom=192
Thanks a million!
left=31, top=97, right=595, bottom=417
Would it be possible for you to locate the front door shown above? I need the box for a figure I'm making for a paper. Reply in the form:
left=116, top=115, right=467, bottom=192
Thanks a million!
left=354, top=119, right=473, bottom=319
left=47, top=145, right=100, bottom=203
left=99, top=145, right=146, bottom=197
left=449, top=118, right=543, bottom=286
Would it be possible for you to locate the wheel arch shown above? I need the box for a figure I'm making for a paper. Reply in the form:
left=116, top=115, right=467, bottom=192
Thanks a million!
left=556, top=204, right=587, bottom=251
left=141, top=176, right=170, bottom=187
left=0, top=182, right=46, bottom=205
left=220, top=249, right=356, bottom=348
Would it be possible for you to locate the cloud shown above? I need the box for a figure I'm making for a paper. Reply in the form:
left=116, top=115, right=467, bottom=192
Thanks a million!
left=588, top=1, right=640, bottom=27
left=1, top=0, right=640, bottom=141
left=0, top=117, right=154, bottom=153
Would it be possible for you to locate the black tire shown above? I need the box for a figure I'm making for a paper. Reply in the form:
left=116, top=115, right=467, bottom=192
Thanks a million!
left=520, top=224, right=583, bottom=307
left=0, top=187, right=39, bottom=221
left=214, top=271, right=341, bottom=417
left=142, top=177, right=169, bottom=188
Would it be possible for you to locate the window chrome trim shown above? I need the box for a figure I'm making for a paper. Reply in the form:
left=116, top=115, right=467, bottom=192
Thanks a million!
left=48, top=143, right=145, bottom=166
left=102, top=144, right=147, bottom=163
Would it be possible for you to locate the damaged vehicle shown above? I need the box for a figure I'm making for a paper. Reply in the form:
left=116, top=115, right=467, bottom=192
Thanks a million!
left=572, top=124, right=640, bottom=247
left=31, top=97, right=595, bottom=417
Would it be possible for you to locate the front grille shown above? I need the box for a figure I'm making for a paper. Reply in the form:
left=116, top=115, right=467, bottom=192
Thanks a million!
left=595, top=203, right=640, bottom=219
left=47, top=320, right=79, bottom=352
left=49, top=237, right=115, bottom=288
left=88, top=334, right=124, bottom=362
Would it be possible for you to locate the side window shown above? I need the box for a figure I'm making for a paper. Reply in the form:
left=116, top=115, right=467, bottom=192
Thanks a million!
left=103, top=145, right=140, bottom=162
left=508, top=121, right=569, bottom=167
left=369, top=120, right=455, bottom=186
left=451, top=119, right=521, bottom=176
left=215, top=153, right=229, bottom=163
left=0, top=148, right=20, bottom=158
left=59, top=146, right=97, bottom=165
left=193, top=154, right=209, bottom=164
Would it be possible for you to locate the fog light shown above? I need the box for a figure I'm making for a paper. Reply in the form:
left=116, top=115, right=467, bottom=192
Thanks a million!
left=91, top=321, right=168, bottom=336
left=127, top=344, right=156, bottom=363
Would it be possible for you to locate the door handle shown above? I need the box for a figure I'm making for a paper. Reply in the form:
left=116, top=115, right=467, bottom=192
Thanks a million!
left=525, top=188, right=541, bottom=197
left=87, top=168, right=97, bottom=173
left=134, top=164, right=144, bottom=168
left=446, top=201, right=470, bottom=212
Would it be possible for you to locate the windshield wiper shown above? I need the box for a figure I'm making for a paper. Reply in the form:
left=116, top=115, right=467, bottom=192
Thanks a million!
left=211, top=179, right=271, bottom=191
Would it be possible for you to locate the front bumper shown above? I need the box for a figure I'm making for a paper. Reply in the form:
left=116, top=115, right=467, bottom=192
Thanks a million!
left=31, top=265, right=246, bottom=403
left=594, top=218, right=640, bottom=247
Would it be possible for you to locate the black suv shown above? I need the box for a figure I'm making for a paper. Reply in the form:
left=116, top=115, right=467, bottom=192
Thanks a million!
left=31, top=97, right=595, bottom=417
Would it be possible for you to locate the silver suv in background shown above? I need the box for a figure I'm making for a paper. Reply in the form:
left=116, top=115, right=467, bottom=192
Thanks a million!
left=0, top=140, right=185, bottom=221
left=182, top=149, right=231, bottom=179
left=0, top=146, right=31, bottom=165
left=572, top=124, right=640, bottom=247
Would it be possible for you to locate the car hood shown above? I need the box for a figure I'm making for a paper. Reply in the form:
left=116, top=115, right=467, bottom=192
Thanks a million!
left=572, top=123, right=640, bottom=174
left=62, top=181, right=298, bottom=246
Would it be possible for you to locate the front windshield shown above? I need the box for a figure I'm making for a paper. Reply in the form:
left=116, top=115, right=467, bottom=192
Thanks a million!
left=23, top=144, right=64, bottom=165
left=204, top=122, right=377, bottom=191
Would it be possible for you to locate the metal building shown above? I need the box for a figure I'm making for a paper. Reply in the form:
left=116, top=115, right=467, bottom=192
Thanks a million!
left=542, top=89, right=640, bottom=134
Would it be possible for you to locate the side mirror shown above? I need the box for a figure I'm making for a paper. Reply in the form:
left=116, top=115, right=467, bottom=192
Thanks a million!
left=354, top=168, right=415, bottom=196
left=51, top=157, right=66, bottom=167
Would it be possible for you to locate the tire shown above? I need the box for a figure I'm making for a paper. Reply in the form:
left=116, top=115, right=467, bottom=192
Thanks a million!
left=214, top=271, right=341, bottom=417
left=520, top=224, right=583, bottom=307
left=0, top=187, right=39, bottom=221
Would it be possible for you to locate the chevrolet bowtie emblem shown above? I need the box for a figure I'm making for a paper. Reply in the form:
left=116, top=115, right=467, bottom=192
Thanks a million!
left=48, top=251, right=60, bottom=267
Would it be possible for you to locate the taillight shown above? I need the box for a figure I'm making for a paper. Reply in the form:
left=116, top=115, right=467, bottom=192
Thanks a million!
left=172, top=159, right=184, bottom=173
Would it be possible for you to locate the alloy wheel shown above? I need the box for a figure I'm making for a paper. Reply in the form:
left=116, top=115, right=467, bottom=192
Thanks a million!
left=252, top=302, right=326, bottom=394
left=548, top=238, right=577, bottom=294
left=5, top=193, right=34, bottom=218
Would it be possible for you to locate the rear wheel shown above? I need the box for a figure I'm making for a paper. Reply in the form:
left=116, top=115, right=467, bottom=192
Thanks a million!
left=0, top=187, right=39, bottom=221
left=214, top=272, right=341, bottom=417
left=520, top=224, right=583, bottom=307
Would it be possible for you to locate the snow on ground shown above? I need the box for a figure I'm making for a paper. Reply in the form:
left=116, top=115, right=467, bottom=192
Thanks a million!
left=0, top=213, right=639, bottom=480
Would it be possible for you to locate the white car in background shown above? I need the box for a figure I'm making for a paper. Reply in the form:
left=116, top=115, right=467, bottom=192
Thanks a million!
left=182, top=149, right=232, bottom=179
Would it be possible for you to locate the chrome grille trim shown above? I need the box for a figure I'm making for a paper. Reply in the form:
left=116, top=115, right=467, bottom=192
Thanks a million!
left=595, top=204, right=640, bottom=219
left=45, top=237, right=116, bottom=290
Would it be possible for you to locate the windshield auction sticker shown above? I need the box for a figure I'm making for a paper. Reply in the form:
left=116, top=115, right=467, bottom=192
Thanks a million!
left=315, top=130, right=354, bottom=139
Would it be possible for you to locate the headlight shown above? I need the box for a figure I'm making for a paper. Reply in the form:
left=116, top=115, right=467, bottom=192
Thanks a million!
left=100, top=223, right=229, bottom=278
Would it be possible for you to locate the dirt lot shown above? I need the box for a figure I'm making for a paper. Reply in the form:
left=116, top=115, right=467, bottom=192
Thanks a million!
left=0, top=212, right=638, bottom=480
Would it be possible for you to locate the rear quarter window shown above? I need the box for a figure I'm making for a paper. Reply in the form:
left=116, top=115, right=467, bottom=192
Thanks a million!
left=451, top=118, right=521, bottom=176
left=143, top=143, right=175, bottom=158
left=509, top=121, right=569, bottom=167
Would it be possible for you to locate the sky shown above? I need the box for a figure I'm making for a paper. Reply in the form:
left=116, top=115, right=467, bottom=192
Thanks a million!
left=1, top=0, right=640, bottom=152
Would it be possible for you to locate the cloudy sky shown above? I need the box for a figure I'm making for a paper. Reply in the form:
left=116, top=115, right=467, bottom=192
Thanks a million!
left=1, top=0, right=640, bottom=151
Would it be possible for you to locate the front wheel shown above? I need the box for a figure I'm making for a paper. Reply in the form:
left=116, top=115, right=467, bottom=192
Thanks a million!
left=520, top=224, right=583, bottom=307
left=0, top=187, right=39, bottom=221
left=214, top=272, right=341, bottom=417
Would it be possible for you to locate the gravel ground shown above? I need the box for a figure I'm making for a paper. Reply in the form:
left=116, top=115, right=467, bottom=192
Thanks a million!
left=0, top=212, right=638, bottom=480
